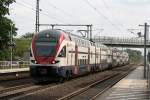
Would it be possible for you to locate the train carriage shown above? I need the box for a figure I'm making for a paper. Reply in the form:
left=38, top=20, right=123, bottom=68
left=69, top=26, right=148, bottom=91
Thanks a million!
left=30, top=29, right=129, bottom=83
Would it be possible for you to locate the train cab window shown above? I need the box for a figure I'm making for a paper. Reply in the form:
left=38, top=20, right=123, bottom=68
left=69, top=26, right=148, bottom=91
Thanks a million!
left=58, top=46, right=66, bottom=57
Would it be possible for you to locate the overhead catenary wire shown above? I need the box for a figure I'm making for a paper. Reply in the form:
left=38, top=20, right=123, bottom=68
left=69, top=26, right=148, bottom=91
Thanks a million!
left=40, top=1, right=88, bottom=24
left=101, top=0, right=122, bottom=26
left=47, top=1, right=75, bottom=18
left=100, top=0, right=128, bottom=33
left=16, top=1, right=65, bottom=23
left=20, top=0, right=79, bottom=23
left=83, top=0, right=123, bottom=32
left=39, top=1, right=74, bottom=23
left=17, top=1, right=64, bottom=23
left=15, top=0, right=127, bottom=34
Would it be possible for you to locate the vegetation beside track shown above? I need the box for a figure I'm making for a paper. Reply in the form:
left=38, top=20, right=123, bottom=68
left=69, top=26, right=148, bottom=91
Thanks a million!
left=125, top=49, right=142, bottom=64
left=0, top=0, right=17, bottom=60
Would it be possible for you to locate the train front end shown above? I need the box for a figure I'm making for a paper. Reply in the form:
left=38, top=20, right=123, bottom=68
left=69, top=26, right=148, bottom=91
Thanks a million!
left=30, top=30, right=64, bottom=82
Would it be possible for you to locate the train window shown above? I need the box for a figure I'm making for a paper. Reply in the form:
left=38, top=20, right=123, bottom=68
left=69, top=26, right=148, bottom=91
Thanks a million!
left=78, top=60, right=80, bottom=65
left=36, top=33, right=57, bottom=43
left=81, top=59, right=83, bottom=65
left=79, top=59, right=81, bottom=65
left=82, top=59, right=84, bottom=64
left=80, top=59, right=82, bottom=65
left=83, top=59, right=84, bottom=64
left=58, top=46, right=66, bottom=57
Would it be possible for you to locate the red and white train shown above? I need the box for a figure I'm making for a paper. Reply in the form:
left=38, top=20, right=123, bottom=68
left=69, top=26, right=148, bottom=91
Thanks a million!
left=30, top=29, right=129, bottom=83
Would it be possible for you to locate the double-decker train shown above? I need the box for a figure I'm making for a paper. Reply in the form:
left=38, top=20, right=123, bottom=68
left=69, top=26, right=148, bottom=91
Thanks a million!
left=30, top=29, right=129, bottom=83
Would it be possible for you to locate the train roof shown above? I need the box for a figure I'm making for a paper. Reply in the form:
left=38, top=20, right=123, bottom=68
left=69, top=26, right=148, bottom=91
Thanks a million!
left=37, top=29, right=61, bottom=36
left=36, top=29, right=108, bottom=48
left=59, top=29, right=107, bottom=48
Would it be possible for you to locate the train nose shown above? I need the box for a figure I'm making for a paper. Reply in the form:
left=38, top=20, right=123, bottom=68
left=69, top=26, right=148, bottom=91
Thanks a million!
left=36, top=57, right=54, bottom=64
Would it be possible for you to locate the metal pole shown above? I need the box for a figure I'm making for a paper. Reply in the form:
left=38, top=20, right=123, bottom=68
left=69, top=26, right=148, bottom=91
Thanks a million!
left=90, top=25, right=92, bottom=41
left=35, top=0, right=39, bottom=33
left=144, top=23, right=147, bottom=78
left=139, top=23, right=149, bottom=78
left=10, top=24, right=13, bottom=69
left=87, top=25, right=89, bottom=40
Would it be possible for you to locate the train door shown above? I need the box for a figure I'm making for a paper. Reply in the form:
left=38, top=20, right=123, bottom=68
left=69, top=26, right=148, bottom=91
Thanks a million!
left=87, top=47, right=90, bottom=72
left=73, top=45, right=78, bottom=75
left=67, top=43, right=76, bottom=72
left=100, top=48, right=102, bottom=70
left=97, top=48, right=100, bottom=71
left=95, top=46, right=99, bottom=71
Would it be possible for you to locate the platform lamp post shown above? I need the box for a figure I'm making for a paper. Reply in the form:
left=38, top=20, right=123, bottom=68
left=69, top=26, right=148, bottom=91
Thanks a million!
left=9, top=23, right=13, bottom=69
left=136, top=30, right=147, bottom=78
left=139, top=23, right=150, bottom=79
left=35, top=0, right=40, bottom=33
left=8, top=23, right=16, bottom=69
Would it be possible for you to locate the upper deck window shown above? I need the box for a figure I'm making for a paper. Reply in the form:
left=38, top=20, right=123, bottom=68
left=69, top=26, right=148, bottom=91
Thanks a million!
left=35, top=33, right=57, bottom=43
left=35, top=30, right=61, bottom=43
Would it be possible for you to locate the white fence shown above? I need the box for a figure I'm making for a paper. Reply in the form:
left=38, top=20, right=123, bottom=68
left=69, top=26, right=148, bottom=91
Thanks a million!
left=0, top=61, right=29, bottom=69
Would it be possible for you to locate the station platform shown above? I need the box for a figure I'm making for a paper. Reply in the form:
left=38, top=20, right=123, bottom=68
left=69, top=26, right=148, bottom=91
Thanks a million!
left=0, top=68, right=29, bottom=74
left=96, top=66, right=149, bottom=100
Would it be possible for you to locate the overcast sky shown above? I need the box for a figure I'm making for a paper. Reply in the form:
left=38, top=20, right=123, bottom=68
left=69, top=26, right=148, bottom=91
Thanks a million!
left=9, top=0, right=150, bottom=38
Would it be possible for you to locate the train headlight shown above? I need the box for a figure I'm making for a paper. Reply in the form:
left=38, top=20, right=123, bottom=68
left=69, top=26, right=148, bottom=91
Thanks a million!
left=52, top=60, right=60, bottom=64
left=52, top=61, right=55, bottom=64
left=31, top=60, right=37, bottom=64
left=35, top=61, right=37, bottom=64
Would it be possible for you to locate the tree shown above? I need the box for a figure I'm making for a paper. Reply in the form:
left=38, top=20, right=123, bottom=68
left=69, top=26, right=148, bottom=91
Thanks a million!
left=14, top=38, right=31, bottom=59
left=21, top=32, right=34, bottom=39
left=125, top=49, right=142, bottom=64
left=11, top=32, right=33, bottom=60
left=0, top=0, right=17, bottom=60
left=0, top=0, right=17, bottom=49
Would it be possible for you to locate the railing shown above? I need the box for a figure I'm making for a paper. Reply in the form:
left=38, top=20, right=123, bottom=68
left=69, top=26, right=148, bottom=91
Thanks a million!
left=93, top=36, right=150, bottom=45
left=0, top=61, right=29, bottom=69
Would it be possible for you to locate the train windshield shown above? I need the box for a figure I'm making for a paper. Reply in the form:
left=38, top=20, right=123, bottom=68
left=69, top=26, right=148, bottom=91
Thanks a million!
left=34, top=30, right=61, bottom=57
left=35, top=42, right=56, bottom=57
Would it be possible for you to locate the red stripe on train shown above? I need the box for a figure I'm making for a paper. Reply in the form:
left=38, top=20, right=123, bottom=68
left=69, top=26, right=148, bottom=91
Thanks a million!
left=32, top=32, right=64, bottom=64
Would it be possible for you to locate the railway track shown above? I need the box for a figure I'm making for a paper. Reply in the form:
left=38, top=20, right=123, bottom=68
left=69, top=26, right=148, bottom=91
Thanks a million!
left=0, top=64, right=136, bottom=100
left=10, top=65, right=136, bottom=100
left=58, top=66, right=136, bottom=100
left=0, top=83, right=33, bottom=94
left=0, top=82, right=57, bottom=100
left=0, top=77, right=33, bottom=91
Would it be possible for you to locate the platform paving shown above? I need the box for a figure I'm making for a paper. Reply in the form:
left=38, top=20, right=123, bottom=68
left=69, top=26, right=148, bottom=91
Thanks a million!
left=96, top=66, right=149, bottom=100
